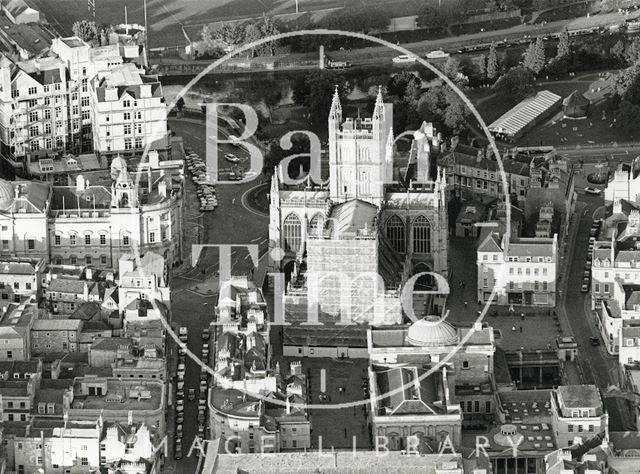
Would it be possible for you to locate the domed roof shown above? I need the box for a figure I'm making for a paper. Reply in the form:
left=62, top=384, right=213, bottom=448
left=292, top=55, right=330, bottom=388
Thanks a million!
left=0, top=179, right=14, bottom=210
left=406, top=316, right=458, bottom=347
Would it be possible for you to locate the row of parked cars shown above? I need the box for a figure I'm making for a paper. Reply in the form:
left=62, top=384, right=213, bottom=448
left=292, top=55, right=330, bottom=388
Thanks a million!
left=173, top=326, right=212, bottom=459
left=173, top=327, right=188, bottom=459
left=581, top=219, right=602, bottom=293
left=184, top=146, right=218, bottom=212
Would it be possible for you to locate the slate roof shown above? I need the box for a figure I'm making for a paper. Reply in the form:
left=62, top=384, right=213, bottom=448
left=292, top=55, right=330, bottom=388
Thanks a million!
left=32, top=319, right=83, bottom=331
left=48, top=278, right=92, bottom=294
left=478, top=232, right=503, bottom=253
left=374, top=365, right=445, bottom=415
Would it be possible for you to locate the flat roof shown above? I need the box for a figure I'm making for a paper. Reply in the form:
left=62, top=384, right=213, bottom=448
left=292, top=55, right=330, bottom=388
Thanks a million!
left=214, top=452, right=464, bottom=473
left=71, top=379, right=163, bottom=411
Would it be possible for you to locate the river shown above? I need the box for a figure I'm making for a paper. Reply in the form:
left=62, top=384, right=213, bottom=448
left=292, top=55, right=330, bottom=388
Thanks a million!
left=160, top=66, right=440, bottom=111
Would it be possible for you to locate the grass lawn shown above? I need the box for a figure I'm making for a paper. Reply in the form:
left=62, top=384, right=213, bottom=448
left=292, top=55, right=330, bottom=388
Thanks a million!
left=470, top=72, right=634, bottom=147
left=31, top=0, right=420, bottom=48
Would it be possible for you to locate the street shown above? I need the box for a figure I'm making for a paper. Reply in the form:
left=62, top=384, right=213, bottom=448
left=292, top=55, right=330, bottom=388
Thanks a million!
left=164, top=116, right=269, bottom=471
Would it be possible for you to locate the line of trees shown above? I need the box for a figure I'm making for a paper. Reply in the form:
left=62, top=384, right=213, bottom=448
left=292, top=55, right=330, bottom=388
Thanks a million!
left=199, top=15, right=280, bottom=59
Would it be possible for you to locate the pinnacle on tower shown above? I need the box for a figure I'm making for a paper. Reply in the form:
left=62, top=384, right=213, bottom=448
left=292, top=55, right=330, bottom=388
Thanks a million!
left=329, top=84, right=342, bottom=122
left=373, top=85, right=385, bottom=120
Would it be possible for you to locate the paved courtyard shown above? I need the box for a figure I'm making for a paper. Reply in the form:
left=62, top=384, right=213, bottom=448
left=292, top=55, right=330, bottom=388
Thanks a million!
left=279, top=356, right=372, bottom=450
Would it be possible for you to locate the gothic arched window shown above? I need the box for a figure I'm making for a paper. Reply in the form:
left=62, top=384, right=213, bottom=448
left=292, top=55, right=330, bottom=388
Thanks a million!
left=386, top=215, right=405, bottom=253
left=283, top=213, right=302, bottom=252
left=308, top=213, right=324, bottom=236
left=413, top=216, right=431, bottom=254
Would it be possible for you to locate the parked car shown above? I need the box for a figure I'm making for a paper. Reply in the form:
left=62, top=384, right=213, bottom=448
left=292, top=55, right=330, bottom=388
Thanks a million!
left=581, top=282, right=589, bottom=293
left=201, top=329, right=210, bottom=341
left=174, top=446, right=183, bottom=460
left=198, top=412, right=206, bottom=423
left=198, top=425, right=206, bottom=437
left=392, top=54, right=416, bottom=63
left=176, top=412, right=184, bottom=424
left=176, top=424, right=183, bottom=437
left=177, top=363, right=186, bottom=374
left=590, top=336, right=600, bottom=346
left=176, top=389, right=184, bottom=399
left=225, top=153, right=240, bottom=163
left=189, top=389, right=196, bottom=401
left=585, top=261, right=592, bottom=270
left=199, top=399, right=206, bottom=409
left=178, top=327, right=188, bottom=342
left=584, top=187, right=602, bottom=195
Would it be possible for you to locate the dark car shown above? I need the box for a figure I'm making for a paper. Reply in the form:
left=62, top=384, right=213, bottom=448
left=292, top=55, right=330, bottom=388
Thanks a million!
left=590, top=337, right=600, bottom=346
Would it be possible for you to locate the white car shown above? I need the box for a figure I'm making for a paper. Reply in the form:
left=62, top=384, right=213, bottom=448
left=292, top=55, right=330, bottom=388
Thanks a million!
left=225, top=153, right=240, bottom=163
left=228, top=135, right=241, bottom=146
left=392, top=54, right=416, bottom=64
left=584, top=187, right=602, bottom=195
left=425, top=50, right=449, bottom=59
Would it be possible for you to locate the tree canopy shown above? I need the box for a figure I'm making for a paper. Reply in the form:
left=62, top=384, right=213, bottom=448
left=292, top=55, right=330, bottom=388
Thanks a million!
left=492, top=66, right=535, bottom=102
left=72, top=20, right=101, bottom=46
left=523, top=37, right=545, bottom=75
left=292, top=70, right=351, bottom=125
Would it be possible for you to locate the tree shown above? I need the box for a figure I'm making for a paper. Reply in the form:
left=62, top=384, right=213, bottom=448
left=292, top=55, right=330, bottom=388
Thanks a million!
left=612, top=40, right=626, bottom=60
left=72, top=20, right=99, bottom=46
left=487, top=42, right=499, bottom=81
left=292, top=71, right=350, bottom=125
left=523, top=37, right=545, bottom=75
left=416, top=5, right=447, bottom=28
left=556, top=29, right=570, bottom=60
left=492, top=66, right=535, bottom=102
left=417, top=86, right=470, bottom=134
left=618, top=99, right=640, bottom=132
left=444, top=56, right=460, bottom=80
left=477, top=54, right=487, bottom=82
left=175, top=97, right=185, bottom=113
left=387, top=71, right=420, bottom=98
